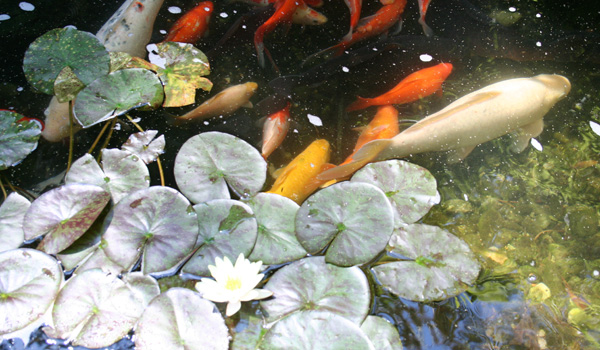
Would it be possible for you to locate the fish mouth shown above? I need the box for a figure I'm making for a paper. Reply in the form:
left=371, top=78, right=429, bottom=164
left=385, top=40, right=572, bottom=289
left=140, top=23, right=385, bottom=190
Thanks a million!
left=535, top=74, right=572, bottom=97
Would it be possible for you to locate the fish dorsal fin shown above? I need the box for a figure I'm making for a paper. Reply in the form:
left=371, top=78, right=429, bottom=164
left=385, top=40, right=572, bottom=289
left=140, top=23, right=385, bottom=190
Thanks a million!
left=273, top=163, right=296, bottom=181
left=317, top=139, right=392, bottom=181
left=447, top=145, right=476, bottom=163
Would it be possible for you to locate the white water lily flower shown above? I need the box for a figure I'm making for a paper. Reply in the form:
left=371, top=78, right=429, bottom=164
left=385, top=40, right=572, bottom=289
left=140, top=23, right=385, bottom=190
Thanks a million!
left=195, top=253, right=273, bottom=316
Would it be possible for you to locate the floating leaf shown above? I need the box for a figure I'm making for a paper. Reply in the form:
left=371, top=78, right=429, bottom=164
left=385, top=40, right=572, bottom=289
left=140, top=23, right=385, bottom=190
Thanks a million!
left=0, top=192, right=30, bottom=253
left=22, top=183, right=110, bottom=255
left=53, top=66, right=85, bottom=103
left=372, top=224, right=480, bottom=302
left=135, top=288, right=229, bottom=350
left=0, top=110, right=42, bottom=171
left=0, top=249, right=63, bottom=334
left=261, top=310, right=374, bottom=350
left=351, top=160, right=440, bottom=227
left=261, top=256, right=370, bottom=324
left=245, top=193, right=306, bottom=265
left=360, top=316, right=403, bottom=350
left=22, top=27, right=110, bottom=95
left=182, top=199, right=257, bottom=277
left=73, top=68, right=164, bottom=128
left=109, top=51, right=133, bottom=72
left=102, top=186, right=198, bottom=275
left=295, top=182, right=394, bottom=267
left=174, top=132, right=267, bottom=204
left=121, top=130, right=165, bottom=164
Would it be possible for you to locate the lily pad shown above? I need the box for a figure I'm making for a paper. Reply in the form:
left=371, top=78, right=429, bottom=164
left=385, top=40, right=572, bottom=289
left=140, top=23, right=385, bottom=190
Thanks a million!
left=102, top=186, right=198, bottom=275
left=351, top=160, right=440, bottom=227
left=73, top=68, right=164, bottom=128
left=261, top=310, right=374, bottom=350
left=22, top=183, right=111, bottom=255
left=53, top=66, right=85, bottom=103
left=295, top=182, right=394, bottom=267
left=245, top=193, right=306, bottom=265
left=0, top=110, right=42, bottom=170
left=121, top=130, right=165, bottom=164
left=135, top=288, right=229, bottom=350
left=181, top=199, right=257, bottom=277
left=231, top=313, right=267, bottom=350
left=174, top=132, right=267, bottom=204
left=0, top=192, right=30, bottom=252
left=261, top=256, right=370, bottom=324
left=360, top=316, right=403, bottom=350
left=372, top=224, right=480, bottom=302
left=47, top=268, right=158, bottom=348
left=0, top=249, right=63, bottom=334
left=109, top=51, right=133, bottom=72
left=22, top=27, right=110, bottom=95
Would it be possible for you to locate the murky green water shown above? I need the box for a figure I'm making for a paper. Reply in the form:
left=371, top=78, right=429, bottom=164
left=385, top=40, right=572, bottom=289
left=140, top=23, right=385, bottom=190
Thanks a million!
left=1, top=0, right=600, bottom=349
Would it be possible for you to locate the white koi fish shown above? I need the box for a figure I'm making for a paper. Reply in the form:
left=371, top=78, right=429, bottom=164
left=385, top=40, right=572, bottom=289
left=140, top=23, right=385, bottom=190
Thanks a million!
left=318, top=74, right=571, bottom=181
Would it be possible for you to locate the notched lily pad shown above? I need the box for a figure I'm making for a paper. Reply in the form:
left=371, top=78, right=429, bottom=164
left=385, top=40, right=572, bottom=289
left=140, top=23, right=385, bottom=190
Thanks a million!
left=372, top=224, right=480, bottom=302
left=174, top=132, right=267, bottom=204
left=121, top=130, right=165, bottom=164
left=0, top=110, right=42, bottom=171
left=53, top=66, right=85, bottom=103
left=0, top=192, right=30, bottom=252
left=73, top=68, right=164, bottom=127
left=261, top=256, right=370, bottom=324
left=360, top=316, right=403, bottom=350
left=295, top=182, right=394, bottom=267
left=351, top=160, right=440, bottom=226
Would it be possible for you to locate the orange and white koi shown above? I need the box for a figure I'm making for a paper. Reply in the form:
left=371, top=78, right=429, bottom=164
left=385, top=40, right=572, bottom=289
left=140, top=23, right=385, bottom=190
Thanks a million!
left=418, top=0, right=433, bottom=36
left=163, top=1, right=213, bottom=43
left=346, top=62, right=453, bottom=111
left=261, top=102, right=291, bottom=159
left=292, top=3, right=327, bottom=25
left=254, top=0, right=302, bottom=67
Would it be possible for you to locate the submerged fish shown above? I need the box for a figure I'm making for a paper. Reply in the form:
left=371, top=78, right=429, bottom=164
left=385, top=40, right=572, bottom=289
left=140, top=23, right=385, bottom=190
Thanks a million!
left=163, top=1, right=213, bottom=43
left=319, top=74, right=571, bottom=181
left=261, top=102, right=291, bottom=159
left=254, top=0, right=302, bottom=67
left=418, top=0, right=434, bottom=36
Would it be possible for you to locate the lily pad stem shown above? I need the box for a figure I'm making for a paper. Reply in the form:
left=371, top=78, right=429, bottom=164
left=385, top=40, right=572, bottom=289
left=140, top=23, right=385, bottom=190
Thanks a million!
left=0, top=179, right=6, bottom=199
left=88, top=120, right=112, bottom=155
left=124, top=114, right=165, bottom=186
left=97, top=118, right=117, bottom=162
left=67, top=100, right=74, bottom=172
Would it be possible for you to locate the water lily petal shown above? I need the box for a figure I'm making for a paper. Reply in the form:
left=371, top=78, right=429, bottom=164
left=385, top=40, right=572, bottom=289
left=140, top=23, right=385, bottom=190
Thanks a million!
left=226, top=300, right=242, bottom=317
left=241, top=288, right=273, bottom=301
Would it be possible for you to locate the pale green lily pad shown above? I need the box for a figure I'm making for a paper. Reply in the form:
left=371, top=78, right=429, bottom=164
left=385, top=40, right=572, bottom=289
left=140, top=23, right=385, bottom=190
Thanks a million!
left=0, top=110, right=42, bottom=171
left=372, top=224, right=480, bottom=302
left=261, top=256, right=370, bottom=324
left=135, top=288, right=229, bottom=350
left=109, top=51, right=133, bottom=72
left=46, top=268, right=159, bottom=348
left=181, top=199, right=257, bottom=277
left=295, top=182, right=394, bottom=267
left=351, top=160, right=440, bottom=227
left=53, top=66, right=85, bottom=103
left=0, top=249, right=63, bottom=334
left=174, top=132, right=267, bottom=204
left=360, top=316, right=403, bottom=350
left=231, top=313, right=267, bottom=350
left=261, top=310, right=374, bottom=350
left=22, top=27, right=110, bottom=95
left=245, top=193, right=306, bottom=265
left=0, top=192, right=30, bottom=252
left=73, top=68, right=164, bottom=128
left=102, top=186, right=198, bottom=275
left=121, top=130, right=165, bottom=164
left=22, top=183, right=110, bottom=255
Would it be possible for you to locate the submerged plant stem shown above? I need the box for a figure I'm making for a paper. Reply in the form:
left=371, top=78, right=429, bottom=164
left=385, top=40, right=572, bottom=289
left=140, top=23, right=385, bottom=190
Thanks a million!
left=67, top=100, right=74, bottom=172
left=88, top=120, right=112, bottom=155
left=0, top=180, right=6, bottom=200
left=97, top=118, right=117, bottom=162
left=124, top=114, right=165, bottom=186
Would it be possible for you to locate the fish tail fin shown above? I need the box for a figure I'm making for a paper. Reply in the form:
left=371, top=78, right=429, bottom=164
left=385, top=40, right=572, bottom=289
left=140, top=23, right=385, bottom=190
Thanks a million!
left=254, top=30, right=266, bottom=68
left=302, top=42, right=346, bottom=67
left=418, top=18, right=434, bottom=37
left=346, top=96, right=372, bottom=112
left=317, top=139, right=392, bottom=181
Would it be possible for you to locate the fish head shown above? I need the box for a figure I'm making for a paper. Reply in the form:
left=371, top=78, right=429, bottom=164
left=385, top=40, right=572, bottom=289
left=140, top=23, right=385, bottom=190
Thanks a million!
left=534, top=74, right=571, bottom=102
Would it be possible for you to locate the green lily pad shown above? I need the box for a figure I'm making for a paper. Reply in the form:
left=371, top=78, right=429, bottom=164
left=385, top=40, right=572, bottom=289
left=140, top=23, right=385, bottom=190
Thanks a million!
left=295, top=182, right=394, bottom=267
left=135, top=288, right=229, bottom=350
left=22, top=183, right=111, bottom=255
left=73, top=68, right=164, bottom=128
left=360, top=316, right=403, bottom=350
left=245, top=193, right=306, bottom=265
left=46, top=268, right=159, bottom=348
left=351, top=160, right=440, bottom=227
left=174, top=132, right=267, bottom=204
left=102, top=186, right=198, bottom=275
left=121, top=130, right=165, bottom=164
left=109, top=51, right=133, bottom=72
left=261, top=256, right=370, bottom=324
left=148, top=42, right=213, bottom=107
left=261, top=310, right=374, bottom=350
left=0, top=192, right=30, bottom=253
left=372, top=224, right=481, bottom=302
left=0, top=110, right=42, bottom=171
left=53, top=66, right=85, bottom=103
left=0, top=249, right=63, bottom=334
left=181, top=199, right=257, bottom=277
left=22, top=27, right=110, bottom=95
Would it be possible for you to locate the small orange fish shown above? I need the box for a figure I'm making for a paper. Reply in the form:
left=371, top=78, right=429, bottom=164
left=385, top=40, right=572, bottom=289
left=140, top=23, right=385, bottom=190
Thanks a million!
left=164, top=1, right=214, bottom=43
left=254, top=0, right=302, bottom=67
left=346, top=62, right=453, bottom=111
left=343, top=0, right=363, bottom=40
left=561, top=277, right=590, bottom=310
left=261, top=102, right=291, bottom=159
left=418, top=0, right=434, bottom=36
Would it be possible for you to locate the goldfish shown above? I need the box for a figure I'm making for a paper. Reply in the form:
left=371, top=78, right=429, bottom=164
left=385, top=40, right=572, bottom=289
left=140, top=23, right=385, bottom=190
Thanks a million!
left=261, top=102, right=291, bottom=159
left=254, top=0, right=302, bottom=67
left=319, top=74, right=571, bottom=181
left=292, top=3, right=327, bottom=25
left=346, top=62, right=453, bottom=111
left=267, top=139, right=331, bottom=204
left=343, top=0, right=362, bottom=40
left=163, top=1, right=213, bottom=43
left=418, top=0, right=433, bottom=36
left=175, top=82, right=258, bottom=123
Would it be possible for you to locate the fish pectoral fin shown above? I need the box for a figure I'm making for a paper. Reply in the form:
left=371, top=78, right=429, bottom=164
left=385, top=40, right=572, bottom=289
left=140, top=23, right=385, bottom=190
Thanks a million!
left=509, top=118, right=544, bottom=153
left=317, top=139, right=391, bottom=181
left=447, top=145, right=476, bottom=163
left=242, top=101, right=254, bottom=108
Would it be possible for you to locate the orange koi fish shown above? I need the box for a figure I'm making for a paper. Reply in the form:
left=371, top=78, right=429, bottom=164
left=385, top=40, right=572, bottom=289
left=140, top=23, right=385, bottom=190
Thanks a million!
left=418, top=0, right=433, bottom=36
left=261, top=102, right=291, bottom=159
left=254, top=0, right=302, bottom=67
left=346, top=62, right=453, bottom=111
left=164, top=1, right=214, bottom=43
left=343, top=0, right=363, bottom=40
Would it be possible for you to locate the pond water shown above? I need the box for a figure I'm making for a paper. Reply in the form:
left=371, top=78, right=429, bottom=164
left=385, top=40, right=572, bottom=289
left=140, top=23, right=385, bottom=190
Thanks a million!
left=1, top=0, right=600, bottom=349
